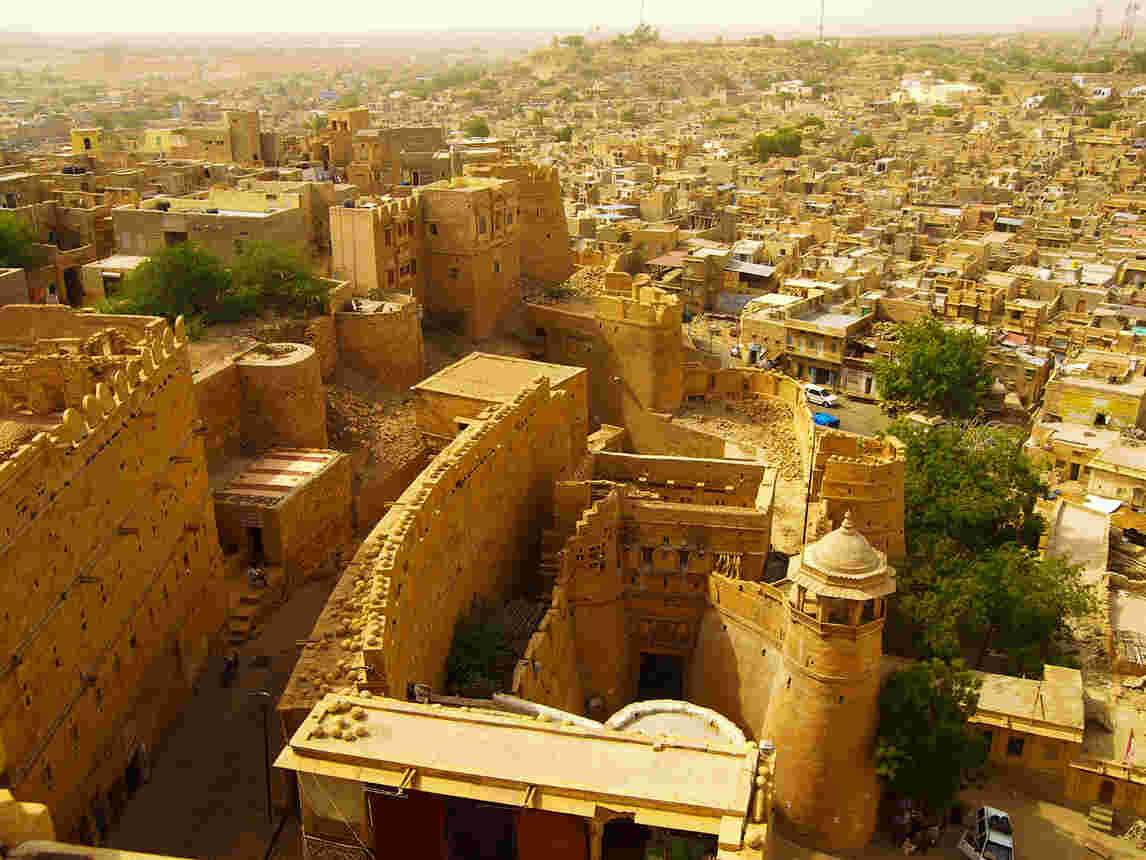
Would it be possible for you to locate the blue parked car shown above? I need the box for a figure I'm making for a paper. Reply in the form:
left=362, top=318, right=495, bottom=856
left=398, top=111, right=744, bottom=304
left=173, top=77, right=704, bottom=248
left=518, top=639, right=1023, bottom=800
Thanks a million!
left=813, top=412, right=840, bottom=429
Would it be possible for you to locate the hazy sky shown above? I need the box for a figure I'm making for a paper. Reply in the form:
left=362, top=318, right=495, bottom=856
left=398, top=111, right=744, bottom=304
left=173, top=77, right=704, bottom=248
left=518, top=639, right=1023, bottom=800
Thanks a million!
left=1, top=0, right=1100, bottom=36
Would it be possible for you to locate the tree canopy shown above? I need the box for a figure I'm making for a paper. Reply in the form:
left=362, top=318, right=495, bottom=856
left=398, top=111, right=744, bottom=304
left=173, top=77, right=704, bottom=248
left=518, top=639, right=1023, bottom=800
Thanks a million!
left=556, top=125, right=574, bottom=143
left=463, top=117, right=491, bottom=138
left=753, top=127, right=802, bottom=162
left=888, top=421, right=1095, bottom=672
left=100, top=241, right=328, bottom=334
left=0, top=212, right=42, bottom=269
left=873, top=317, right=991, bottom=418
left=876, top=659, right=986, bottom=814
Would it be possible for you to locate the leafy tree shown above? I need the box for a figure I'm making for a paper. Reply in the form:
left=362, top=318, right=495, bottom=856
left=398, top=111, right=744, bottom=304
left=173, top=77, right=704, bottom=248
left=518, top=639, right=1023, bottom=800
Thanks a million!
left=1042, top=87, right=1070, bottom=112
left=557, top=86, right=576, bottom=102
left=1131, top=51, right=1146, bottom=74
left=621, top=108, right=637, bottom=123
left=876, top=659, right=986, bottom=815
left=892, top=422, right=1046, bottom=556
left=1093, top=111, right=1117, bottom=129
left=101, top=241, right=327, bottom=331
left=463, top=117, right=491, bottom=138
left=556, top=125, right=574, bottom=142
left=852, top=132, right=876, bottom=149
left=445, top=601, right=516, bottom=695
left=970, top=71, right=987, bottom=83
left=887, top=421, right=1095, bottom=670
left=334, top=92, right=360, bottom=108
left=932, top=104, right=956, bottom=117
left=101, top=242, right=232, bottom=325
left=986, top=80, right=1003, bottom=95
left=753, top=127, right=802, bottom=161
left=0, top=212, right=42, bottom=268
left=230, top=241, right=328, bottom=319
left=873, top=317, right=990, bottom=418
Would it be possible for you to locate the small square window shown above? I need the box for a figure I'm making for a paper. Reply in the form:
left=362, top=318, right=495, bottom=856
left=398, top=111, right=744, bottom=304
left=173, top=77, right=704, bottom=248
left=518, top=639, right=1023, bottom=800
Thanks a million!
left=430, top=223, right=438, bottom=235
left=494, top=261, right=501, bottom=273
left=478, top=216, right=487, bottom=234
left=448, top=267, right=460, bottom=280
left=1006, top=736, right=1025, bottom=758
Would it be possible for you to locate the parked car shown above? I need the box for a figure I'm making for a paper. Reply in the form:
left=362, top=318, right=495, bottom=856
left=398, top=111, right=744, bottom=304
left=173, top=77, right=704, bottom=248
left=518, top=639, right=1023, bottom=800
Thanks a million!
left=804, top=384, right=839, bottom=408
left=813, top=412, right=841, bottom=429
left=958, top=806, right=1014, bottom=860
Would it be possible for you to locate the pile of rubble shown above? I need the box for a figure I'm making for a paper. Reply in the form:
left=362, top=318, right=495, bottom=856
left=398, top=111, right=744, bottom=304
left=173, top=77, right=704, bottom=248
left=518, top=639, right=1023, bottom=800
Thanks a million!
left=325, top=368, right=423, bottom=471
left=675, top=397, right=803, bottom=480
left=522, top=266, right=608, bottom=305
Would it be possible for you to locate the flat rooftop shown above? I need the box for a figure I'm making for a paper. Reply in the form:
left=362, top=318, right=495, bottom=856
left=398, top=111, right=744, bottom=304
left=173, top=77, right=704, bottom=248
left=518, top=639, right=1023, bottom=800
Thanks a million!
left=213, top=449, right=344, bottom=508
left=413, top=352, right=584, bottom=403
left=90, top=254, right=148, bottom=270
left=971, top=665, right=1084, bottom=743
left=277, top=695, right=755, bottom=820
left=792, top=309, right=867, bottom=328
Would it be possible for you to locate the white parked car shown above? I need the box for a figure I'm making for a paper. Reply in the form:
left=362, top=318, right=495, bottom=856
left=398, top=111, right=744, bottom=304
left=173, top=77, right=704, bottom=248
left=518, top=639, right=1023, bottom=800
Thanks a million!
left=804, top=384, right=839, bottom=408
left=958, top=806, right=1014, bottom=860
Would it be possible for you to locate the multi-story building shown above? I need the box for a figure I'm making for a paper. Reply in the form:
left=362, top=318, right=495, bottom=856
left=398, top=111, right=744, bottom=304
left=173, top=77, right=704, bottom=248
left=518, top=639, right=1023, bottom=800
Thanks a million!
left=0, top=306, right=225, bottom=841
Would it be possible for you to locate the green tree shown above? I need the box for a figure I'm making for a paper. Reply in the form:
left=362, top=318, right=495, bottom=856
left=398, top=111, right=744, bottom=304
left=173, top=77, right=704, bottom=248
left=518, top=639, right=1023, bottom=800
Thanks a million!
left=887, top=421, right=1095, bottom=670
left=753, top=127, right=802, bottom=161
left=892, top=422, right=1046, bottom=556
left=463, top=117, right=491, bottom=137
left=852, top=132, right=876, bottom=149
left=873, top=317, right=990, bottom=418
left=556, top=125, right=575, bottom=142
left=876, top=659, right=986, bottom=815
left=1042, top=87, right=1070, bottom=112
left=101, top=242, right=232, bottom=326
left=932, top=104, right=956, bottom=117
left=1093, top=111, right=1117, bottom=129
left=0, top=212, right=42, bottom=268
left=230, top=241, right=328, bottom=318
left=621, top=108, right=637, bottom=123
left=986, top=80, right=1003, bottom=95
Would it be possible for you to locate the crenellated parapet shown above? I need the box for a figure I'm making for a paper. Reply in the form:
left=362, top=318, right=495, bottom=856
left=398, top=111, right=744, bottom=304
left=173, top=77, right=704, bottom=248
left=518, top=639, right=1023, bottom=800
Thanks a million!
left=0, top=310, right=191, bottom=534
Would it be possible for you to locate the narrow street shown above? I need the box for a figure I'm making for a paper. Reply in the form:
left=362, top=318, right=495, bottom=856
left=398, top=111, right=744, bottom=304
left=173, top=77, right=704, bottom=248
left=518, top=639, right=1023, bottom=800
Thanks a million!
left=106, top=580, right=338, bottom=860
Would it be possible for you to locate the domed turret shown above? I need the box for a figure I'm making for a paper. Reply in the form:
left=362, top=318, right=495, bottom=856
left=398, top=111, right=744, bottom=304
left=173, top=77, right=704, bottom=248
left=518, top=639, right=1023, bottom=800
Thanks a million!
left=762, top=511, right=896, bottom=855
left=789, top=511, right=895, bottom=627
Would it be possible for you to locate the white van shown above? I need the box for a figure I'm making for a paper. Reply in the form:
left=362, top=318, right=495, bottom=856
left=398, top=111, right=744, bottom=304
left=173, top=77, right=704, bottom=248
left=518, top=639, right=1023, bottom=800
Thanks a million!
left=958, top=806, right=1014, bottom=860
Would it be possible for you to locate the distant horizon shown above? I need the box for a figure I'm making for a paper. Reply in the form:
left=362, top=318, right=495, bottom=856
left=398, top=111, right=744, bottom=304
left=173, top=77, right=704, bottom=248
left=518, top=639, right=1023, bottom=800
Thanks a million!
left=0, top=0, right=1120, bottom=41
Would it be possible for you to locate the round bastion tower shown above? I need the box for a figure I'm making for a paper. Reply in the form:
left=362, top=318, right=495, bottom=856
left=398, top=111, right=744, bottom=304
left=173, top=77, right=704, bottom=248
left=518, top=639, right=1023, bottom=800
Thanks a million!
left=762, top=511, right=896, bottom=856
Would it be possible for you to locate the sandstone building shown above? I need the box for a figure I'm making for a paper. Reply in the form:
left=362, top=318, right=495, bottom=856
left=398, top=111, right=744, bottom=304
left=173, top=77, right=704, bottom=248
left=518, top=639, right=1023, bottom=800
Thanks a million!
left=0, top=306, right=225, bottom=841
left=278, top=355, right=902, bottom=857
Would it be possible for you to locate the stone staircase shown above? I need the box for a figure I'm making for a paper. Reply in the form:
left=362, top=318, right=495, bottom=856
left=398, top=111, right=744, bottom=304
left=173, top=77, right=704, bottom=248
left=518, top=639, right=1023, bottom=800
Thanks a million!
left=1087, top=804, right=1115, bottom=834
left=225, top=564, right=286, bottom=647
left=539, top=530, right=565, bottom=583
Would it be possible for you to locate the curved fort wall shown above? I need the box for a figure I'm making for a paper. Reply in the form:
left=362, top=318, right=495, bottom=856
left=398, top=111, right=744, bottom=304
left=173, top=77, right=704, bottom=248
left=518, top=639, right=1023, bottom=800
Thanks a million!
left=0, top=307, right=224, bottom=838
left=235, top=343, right=327, bottom=452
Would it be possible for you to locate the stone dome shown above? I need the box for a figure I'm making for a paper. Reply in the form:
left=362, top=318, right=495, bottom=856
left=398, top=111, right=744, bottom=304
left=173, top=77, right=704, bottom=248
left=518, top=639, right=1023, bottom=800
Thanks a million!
left=790, top=511, right=896, bottom=601
left=803, top=511, right=883, bottom=576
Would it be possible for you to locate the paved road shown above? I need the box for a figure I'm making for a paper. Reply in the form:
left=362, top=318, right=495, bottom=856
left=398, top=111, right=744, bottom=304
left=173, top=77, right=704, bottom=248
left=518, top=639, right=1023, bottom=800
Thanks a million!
left=824, top=394, right=894, bottom=438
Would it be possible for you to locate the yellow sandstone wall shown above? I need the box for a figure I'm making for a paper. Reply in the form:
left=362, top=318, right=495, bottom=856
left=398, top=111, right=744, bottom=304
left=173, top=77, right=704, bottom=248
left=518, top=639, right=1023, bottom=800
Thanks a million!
left=235, top=344, right=328, bottom=453
left=0, top=308, right=225, bottom=839
left=349, top=378, right=586, bottom=698
left=334, top=302, right=425, bottom=391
